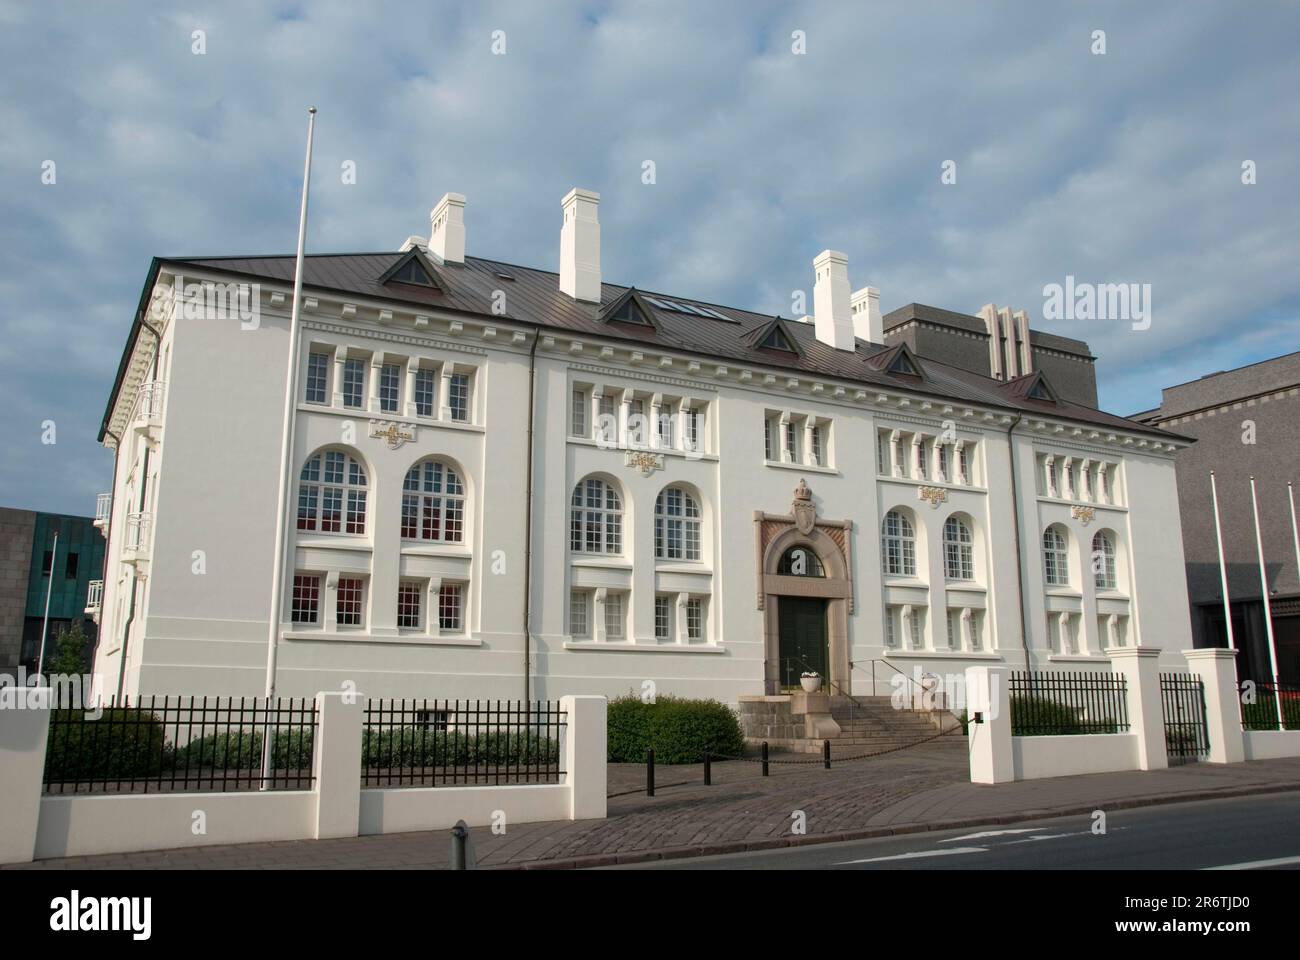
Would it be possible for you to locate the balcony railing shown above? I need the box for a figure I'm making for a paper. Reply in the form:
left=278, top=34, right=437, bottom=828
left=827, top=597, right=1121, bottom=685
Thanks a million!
left=85, top=580, right=103, bottom=619
left=123, top=512, right=152, bottom=562
left=94, top=493, right=111, bottom=529
left=130, top=381, right=166, bottom=440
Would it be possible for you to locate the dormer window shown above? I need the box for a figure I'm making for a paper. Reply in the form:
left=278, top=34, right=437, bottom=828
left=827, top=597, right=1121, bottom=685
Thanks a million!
left=888, top=351, right=921, bottom=377
left=610, top=299, right=651, bottom=325
left=760, top=326, right=796, bottom=352
left=389, top=258, right=435, bottom=286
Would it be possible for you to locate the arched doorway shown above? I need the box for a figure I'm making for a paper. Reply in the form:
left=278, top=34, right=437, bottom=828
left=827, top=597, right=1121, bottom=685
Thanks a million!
left=755, top=482, right=854, bottom=696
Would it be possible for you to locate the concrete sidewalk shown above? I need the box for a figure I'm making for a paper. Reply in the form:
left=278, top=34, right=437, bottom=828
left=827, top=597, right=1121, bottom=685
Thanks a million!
left=9, top=740, right=1300, bottom=870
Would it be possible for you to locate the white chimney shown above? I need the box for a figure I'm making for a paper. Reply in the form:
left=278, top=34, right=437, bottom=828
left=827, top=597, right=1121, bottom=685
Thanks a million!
left=851, top=286, right=882, bottom=344
left=812, top=249, right=854, bottom=351
left=559, top=187, right=601, bottom=303
left=429, top=192, right=466, bottom=264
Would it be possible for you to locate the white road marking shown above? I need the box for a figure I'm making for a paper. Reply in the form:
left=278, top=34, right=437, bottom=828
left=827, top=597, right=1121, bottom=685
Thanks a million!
left=1205, top=855, right=1300, bottom=871
left=836, top=846, right=988, bottom=865
left=939, top=829, right=1039, bottom=843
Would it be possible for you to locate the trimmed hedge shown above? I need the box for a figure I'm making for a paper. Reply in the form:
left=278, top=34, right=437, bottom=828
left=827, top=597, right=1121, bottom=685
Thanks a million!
left=360, top=729, right=559, bottom=768
left=1009, top=695, right=1123, bottom=736
left=44, top=708, right=173, bottom=781
left=174, top=729, right=314, bottom=771
left=607, top=694, right=745, bottom=764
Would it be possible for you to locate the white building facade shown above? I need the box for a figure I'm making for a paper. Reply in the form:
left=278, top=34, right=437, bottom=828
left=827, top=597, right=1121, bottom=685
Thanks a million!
left=90, top=189, right=1195, bottom=705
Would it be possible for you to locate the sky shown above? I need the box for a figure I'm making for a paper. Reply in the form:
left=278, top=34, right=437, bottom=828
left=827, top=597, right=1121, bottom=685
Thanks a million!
left=1, top=1, right=1297, bottom=516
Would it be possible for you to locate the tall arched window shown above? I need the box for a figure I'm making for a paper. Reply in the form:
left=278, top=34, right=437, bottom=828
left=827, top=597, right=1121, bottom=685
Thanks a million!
left=1043, top=525, right=1070, bottom=586
left=943, top=516, right=974, bottom=581
left=402, top=460, right=465, bottom=543
left=298, top=450, right=367, bottom=534
left=570, top=478, right=622, bottom=555
left=881, top=509, right=916, bottom=577
left=1092, top=530, right=1117, bottom=590
left=654, top=486, right=701, bottom=561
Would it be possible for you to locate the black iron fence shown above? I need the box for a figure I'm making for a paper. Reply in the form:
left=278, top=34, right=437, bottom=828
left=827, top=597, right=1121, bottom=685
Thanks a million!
left=1160, top=673, right=1210, bottom=763
left=362, top=699, right=565, bottom=788
left=1240, top=680, right=1300, bottom=731
left=1008, top=671, right=1129, bottom=736
left=43, top=696, right=318, bottom=794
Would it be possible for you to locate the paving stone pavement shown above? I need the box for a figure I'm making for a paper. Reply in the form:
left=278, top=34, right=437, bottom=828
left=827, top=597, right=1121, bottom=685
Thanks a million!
left=9, top=738, right=1300, bottom=870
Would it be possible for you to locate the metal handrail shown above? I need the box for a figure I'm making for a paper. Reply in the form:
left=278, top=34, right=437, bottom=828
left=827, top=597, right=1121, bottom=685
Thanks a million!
left=853, top=658, right=931, bottom=702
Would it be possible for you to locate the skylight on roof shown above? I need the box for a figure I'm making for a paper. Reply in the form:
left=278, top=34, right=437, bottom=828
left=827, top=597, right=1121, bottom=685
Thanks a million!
left=642, top=295, right=735, bottom=322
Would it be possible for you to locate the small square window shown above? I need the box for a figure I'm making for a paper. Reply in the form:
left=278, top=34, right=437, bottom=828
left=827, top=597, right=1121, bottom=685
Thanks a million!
left=438, top=583, right=463, bottom=633
left=654, top=595, right=672, bottom=641
left=604, top=593, right=624, bottom=640
left=292, top=575, right=321, bottom=624
left=337, top=577, right=365, bottom=627
left=397, top=581, right=422, bottom=630
left=570, top=590, right=589, bottom=638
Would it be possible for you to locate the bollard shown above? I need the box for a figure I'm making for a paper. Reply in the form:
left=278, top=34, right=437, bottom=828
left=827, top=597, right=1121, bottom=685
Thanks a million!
left=703, top=748, right=711, bottom=785
left=647, top=747, right=655, bottom=797
left=761, top=740, right=769, bottom=777
left=449, top=820, right=475, bottom=870
left=823, top=739, right=831, bottom=770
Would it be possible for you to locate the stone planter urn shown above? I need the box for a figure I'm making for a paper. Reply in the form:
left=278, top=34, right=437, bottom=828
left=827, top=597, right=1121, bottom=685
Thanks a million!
left=800, top=675, right=822, bottom=693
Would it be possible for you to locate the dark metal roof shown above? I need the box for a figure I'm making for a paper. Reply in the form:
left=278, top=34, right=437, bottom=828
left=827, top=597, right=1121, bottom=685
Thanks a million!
left=120, top=251, right=1177, bottom=441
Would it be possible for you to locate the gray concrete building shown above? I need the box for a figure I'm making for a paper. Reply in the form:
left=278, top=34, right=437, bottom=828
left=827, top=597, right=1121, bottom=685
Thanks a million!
left=0, top=508, right=37, bottom=669
left=1135, top=351, right=1300, bottom=684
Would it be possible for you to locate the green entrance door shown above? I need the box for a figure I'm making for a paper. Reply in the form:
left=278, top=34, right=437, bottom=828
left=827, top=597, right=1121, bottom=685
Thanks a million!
left=777, top=596, right=829, bottom=689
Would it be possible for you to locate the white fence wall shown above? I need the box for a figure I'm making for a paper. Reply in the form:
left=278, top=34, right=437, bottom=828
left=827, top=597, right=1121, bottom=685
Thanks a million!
left=0, top=691, right=606, bottom=864
left=968, top=648, right=1300, bottom=784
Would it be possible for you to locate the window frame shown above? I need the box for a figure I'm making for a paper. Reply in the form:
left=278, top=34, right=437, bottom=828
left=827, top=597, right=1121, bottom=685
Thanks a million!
left=570, top=478, right=623, bottom=556
left=881, top=509, right=917, bottom=578
left=401, top=460, right=466, bottom=544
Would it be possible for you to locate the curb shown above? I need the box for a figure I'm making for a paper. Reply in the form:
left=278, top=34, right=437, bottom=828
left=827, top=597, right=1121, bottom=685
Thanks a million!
left=490, top=780, right=1300, bottom=870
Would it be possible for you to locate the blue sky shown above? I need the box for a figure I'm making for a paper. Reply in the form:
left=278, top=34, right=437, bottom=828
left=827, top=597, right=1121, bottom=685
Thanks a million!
left=1, top=1, right=1297, bottom=515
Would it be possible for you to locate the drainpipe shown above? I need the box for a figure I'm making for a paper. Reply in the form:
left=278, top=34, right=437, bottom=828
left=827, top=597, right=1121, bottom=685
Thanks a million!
left=522, top=333, right=540, bottom=702
left=1004, top=412, right=1033, bottom=671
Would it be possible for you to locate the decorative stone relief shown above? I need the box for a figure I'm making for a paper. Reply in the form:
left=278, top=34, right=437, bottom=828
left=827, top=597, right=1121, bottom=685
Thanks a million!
left=369, top=421, right=416, bottom=449
left=624, top=450, right=664, bottom=477
left=917, top=485, right=948, bottom=508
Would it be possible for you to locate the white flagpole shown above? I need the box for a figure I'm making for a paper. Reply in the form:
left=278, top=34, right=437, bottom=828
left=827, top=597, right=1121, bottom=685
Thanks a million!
left=1248, top=475, right=1284, bottom=728
left=262, top=106, right=317, bottom=785
left=36, top=532, right=58, bottom=678
left=1210, top=471, right=1236, bottom=652
left=1290, top=481, right=1300, bottom=611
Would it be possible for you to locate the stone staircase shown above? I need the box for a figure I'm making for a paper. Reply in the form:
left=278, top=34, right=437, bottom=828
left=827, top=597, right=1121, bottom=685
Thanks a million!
left=738, top=692, right=962, bottom=755
left=825, top=696, right=960, bottom=753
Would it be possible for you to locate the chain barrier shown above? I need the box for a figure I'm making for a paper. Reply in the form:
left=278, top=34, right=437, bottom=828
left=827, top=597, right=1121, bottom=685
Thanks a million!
left=608, top=719, right=967, bottom=798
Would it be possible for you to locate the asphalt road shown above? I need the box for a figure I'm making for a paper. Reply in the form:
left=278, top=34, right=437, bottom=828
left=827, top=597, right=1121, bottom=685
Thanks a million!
left=613, top=791, right=1300, bottom=870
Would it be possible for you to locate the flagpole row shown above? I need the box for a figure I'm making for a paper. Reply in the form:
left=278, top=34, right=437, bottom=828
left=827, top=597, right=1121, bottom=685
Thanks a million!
left=1248, top=475, right=1285, bottom=729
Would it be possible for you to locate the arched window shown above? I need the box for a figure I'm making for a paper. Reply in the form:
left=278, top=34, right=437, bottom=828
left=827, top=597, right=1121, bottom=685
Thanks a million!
left=777, top=545, right=824, bottom=577
left=1043, top=525, right=1070, bottom=586
left=298, top=450, right=367, bottom=534
left=881, top=510, right=916, bottom=577
left=570, top=478, right=622, bottom=555
left=1092, top=530, right=1117, bottom=590
left=401, top=460, right=465, bottom=543
left=654, top=486, right=701, bottom=561
left=943, top=516, right=974, bottom=581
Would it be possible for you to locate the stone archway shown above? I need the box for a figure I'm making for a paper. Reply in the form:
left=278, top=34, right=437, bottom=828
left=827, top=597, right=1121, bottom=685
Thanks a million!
left=754, top=481, right=854, bottom=696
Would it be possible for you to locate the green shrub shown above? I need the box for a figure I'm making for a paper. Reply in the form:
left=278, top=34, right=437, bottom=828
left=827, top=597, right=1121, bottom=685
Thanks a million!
left=1009, top=695, right=1084, bottom=735
left=45, top=707, right=173, bottom=781
left=360, top=728, right=559, bottom=768
left=607, top=694, right=745, bottom=764
left=175, top=728, right=314, bottom=770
